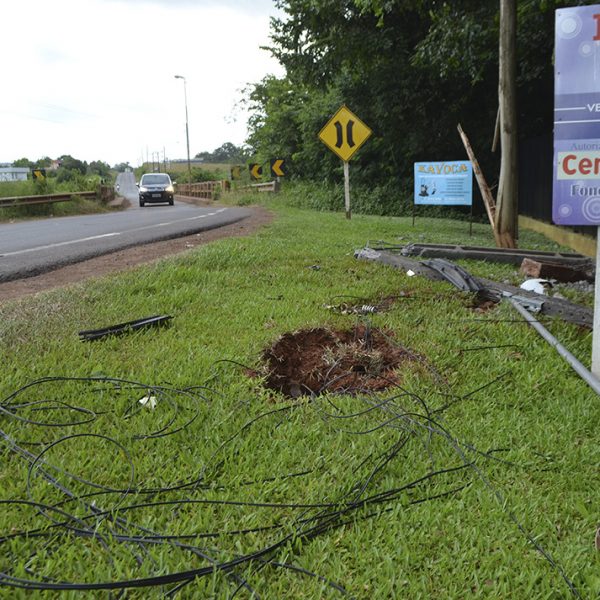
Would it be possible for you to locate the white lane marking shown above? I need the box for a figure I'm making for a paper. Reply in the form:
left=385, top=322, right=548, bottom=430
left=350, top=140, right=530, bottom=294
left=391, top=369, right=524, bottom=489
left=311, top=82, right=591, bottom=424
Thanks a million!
left=1, top=208, right=230, bottom=257
left=1, top=233, right=120, bottom=257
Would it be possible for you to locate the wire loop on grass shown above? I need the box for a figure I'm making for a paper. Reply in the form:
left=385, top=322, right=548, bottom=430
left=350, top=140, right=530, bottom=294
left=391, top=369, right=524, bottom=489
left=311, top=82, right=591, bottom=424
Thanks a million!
left=0, top=372, right=582, bottom=597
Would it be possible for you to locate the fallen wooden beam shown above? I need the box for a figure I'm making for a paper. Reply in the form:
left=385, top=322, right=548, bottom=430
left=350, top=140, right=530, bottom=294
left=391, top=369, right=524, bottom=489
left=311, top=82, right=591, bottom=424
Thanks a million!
left=520, top=258, right=594, bottom=283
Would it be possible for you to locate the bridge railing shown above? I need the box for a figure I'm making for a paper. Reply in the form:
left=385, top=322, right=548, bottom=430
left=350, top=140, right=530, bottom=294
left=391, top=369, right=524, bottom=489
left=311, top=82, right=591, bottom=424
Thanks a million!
left=176, top=180, right=230, bottom=200
left=0, top=186, right=114, bottom=209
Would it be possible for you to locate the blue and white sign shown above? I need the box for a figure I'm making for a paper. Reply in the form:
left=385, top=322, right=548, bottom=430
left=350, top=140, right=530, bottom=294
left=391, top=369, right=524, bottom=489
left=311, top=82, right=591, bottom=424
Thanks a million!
left=414, top=161, right=473, bottom=206
left=553, top=5, right=600, bottom=225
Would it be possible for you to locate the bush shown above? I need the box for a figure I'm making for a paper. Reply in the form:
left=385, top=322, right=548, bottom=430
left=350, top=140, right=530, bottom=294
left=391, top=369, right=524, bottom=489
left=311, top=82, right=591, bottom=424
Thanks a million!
left=269, top=179, right=484, bottom=222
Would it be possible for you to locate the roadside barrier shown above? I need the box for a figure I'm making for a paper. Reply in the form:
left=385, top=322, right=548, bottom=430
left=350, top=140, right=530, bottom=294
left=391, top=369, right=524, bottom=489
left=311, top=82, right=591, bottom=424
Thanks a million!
left=0, top=186, right=114, bottom=208
left=176, top=180, right=230, bottom=200
left=237, top=181, right=280, bottom=193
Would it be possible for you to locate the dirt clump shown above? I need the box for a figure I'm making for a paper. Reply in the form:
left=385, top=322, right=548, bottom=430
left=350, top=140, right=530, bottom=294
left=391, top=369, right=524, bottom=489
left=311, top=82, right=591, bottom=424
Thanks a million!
left=262, top=325, right=419, bottom=398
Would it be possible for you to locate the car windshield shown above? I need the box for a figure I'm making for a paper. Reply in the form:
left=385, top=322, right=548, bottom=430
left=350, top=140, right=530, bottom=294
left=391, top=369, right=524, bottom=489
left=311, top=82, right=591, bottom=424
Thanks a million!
left=142, top=174, right=170, bottom=185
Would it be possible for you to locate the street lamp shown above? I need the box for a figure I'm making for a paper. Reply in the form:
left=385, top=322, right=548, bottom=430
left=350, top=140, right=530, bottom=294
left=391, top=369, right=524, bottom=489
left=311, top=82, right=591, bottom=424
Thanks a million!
left=174, top=74, right=191, bottom=181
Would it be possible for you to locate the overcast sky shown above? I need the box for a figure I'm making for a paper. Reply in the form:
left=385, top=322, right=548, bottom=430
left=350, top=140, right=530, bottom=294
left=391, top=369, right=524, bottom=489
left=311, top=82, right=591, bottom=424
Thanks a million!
left=0, top=0, right=284, bottom=167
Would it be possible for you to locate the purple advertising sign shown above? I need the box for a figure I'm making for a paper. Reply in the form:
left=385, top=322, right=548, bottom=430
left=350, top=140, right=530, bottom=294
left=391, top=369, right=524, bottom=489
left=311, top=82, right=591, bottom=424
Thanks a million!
left=554, top=6, right=600, bottom=225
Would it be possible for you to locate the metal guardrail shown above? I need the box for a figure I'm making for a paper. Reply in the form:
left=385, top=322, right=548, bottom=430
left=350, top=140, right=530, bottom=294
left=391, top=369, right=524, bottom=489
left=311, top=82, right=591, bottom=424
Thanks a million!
left=176, top=180, right=279, bottom=199
left=0, top=190, right=97, bottom=208
left=238, top=181, right=280, bottom=193
left=176, top=180, right=230, bottom=200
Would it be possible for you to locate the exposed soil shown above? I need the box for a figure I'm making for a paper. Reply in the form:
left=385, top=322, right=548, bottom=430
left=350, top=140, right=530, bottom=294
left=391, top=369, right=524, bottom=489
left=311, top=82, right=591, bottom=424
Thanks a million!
left=261, top=325, right=420, bottom=398
left=0, top=204, right=273, bottom=302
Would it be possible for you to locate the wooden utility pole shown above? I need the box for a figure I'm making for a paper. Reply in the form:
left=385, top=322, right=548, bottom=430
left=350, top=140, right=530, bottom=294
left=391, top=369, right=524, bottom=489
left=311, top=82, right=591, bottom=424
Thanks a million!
left=496, top=0, right=518, bottom=248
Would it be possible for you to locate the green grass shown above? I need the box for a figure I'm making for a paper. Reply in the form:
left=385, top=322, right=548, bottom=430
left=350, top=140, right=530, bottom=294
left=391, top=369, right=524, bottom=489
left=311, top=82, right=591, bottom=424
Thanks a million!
left=0, top=192, right=598, bottom=598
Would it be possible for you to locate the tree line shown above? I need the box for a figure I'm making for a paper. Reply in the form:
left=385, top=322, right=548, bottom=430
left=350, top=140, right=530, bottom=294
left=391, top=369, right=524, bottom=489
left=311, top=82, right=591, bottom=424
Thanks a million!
left=244, top=0, right=586, bottom=213
left=12, top=155, right=115, bottom=183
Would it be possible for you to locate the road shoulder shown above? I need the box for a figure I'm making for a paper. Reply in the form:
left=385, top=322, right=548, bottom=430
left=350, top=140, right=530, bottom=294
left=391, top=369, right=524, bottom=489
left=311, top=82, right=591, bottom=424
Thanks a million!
left=0, top=205, right=272, bottom=302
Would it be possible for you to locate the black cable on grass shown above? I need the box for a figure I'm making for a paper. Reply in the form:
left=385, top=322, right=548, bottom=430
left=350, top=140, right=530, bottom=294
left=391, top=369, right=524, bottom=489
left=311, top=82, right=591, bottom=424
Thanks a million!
left=0, top=374, right=582, bottom=598
left=461, top=343, right=522, bottom=352
left=258, top=560, right=353, bottom=598
left=434, top=370, right=512, bottom=414
left=376, top=406, right=582, bottom=598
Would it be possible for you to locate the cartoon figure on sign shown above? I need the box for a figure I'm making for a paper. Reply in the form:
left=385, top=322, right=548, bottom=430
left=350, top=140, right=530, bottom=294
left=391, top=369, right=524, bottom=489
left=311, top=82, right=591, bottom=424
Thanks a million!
left=419, top=180, right=436, bottom=197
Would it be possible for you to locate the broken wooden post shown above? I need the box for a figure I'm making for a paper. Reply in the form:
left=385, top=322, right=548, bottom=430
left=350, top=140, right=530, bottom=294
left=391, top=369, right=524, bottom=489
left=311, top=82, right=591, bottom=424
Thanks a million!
left=457, top=123, right=502, bottom=247
left=520, top=258, right=594, bottom=283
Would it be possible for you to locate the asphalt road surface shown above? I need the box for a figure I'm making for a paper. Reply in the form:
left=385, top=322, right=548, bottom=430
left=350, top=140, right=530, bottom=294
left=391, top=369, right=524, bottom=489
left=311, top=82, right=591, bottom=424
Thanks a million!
left=0, top=173, right=251, bottom=282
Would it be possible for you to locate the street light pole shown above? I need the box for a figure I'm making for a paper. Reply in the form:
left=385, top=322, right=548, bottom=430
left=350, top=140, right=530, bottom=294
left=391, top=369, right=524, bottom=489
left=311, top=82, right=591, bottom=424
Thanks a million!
left=174, top=74, right=191, bottom=181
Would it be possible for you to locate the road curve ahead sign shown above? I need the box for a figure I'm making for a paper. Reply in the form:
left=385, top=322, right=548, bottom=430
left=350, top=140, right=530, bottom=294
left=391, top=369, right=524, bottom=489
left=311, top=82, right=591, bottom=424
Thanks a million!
left=319, top=105, right=372, bottom=162
left=270, top=158, right=286, bottom=177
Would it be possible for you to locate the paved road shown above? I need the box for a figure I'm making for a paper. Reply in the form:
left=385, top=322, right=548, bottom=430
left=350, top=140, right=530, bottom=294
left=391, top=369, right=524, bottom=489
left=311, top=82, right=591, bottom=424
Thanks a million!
left=0, top=173, right=251, bottom=282
left=115, top=171, right=141, bottom=205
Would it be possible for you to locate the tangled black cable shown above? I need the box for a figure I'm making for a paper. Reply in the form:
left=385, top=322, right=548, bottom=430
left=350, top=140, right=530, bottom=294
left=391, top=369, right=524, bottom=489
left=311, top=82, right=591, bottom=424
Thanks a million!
left=0, top=370, right=582, bottom=598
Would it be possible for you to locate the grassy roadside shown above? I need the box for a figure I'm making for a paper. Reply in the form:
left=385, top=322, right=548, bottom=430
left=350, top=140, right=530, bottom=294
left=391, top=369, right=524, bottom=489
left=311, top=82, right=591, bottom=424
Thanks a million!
left=0, top=193, right=598, bottom=598
left=0, top=195, right=122, bottom=222
left=0, top=179, right=121, bottom=222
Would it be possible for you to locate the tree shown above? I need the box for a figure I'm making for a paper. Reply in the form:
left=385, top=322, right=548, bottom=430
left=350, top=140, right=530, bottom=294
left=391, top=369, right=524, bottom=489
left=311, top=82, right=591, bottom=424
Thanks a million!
left=194, top=142, right=250, bottom=163
left=245, top=0, right=578, bottom=218
left=58, top=155, right=87, bottom=175
left=13, top=157, right=33, bottom=168
left=87, top=160, right=111, bottom=178
left=35, top=157, right=53, bottom=168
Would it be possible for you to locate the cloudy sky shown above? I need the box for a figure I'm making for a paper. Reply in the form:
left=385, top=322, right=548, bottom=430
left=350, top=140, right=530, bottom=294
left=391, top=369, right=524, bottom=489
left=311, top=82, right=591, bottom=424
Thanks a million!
left=0, top=0, right=284, bottom=167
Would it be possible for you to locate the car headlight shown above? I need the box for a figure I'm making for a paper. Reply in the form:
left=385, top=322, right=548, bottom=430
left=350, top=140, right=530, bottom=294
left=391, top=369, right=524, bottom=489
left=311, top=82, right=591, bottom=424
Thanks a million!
left=139, top=186, right=148, bottom=192
left=165, top=185, right=174, bottom=193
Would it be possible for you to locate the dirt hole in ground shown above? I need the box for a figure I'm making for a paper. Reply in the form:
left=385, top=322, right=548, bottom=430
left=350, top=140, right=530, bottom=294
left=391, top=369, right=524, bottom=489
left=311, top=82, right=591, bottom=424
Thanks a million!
left=261, top=325, right=420, bottom=398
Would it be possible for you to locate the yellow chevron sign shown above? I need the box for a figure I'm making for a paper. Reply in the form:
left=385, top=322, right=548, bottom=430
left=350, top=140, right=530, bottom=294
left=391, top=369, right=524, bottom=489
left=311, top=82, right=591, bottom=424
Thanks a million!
left=319, top=105, right=372, bottom=162
left=249, top=163, right=262, bottom=180
left=270, top=158, right=286, bottom=177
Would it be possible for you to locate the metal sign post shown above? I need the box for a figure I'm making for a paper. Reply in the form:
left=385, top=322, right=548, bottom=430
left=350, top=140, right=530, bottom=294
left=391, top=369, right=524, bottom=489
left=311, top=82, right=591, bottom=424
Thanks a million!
left=343, top=161, right=351, bottom=219
left=593, top=238, right=600, bottom=374
left=553, top=6, right=600, bottom=377
left=319, top=105, right=372, bottom=220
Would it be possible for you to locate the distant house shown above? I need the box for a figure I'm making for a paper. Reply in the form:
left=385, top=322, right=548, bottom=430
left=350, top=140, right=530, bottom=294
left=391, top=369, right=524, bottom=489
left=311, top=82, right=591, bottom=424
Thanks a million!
left=0, top=167, right=29, bottom=182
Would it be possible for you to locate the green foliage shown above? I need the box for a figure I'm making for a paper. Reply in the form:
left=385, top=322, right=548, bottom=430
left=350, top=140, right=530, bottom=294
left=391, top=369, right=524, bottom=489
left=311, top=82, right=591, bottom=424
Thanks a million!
left=57, top=154, right=87, bottom=175
left=12, top=157, right=33, bottom=168
left=246, top=0, right=592, bottom=207
left=253, top=180, right=479, bottom=220
left=0, top=171, right=107, bottom=221
left=195, top=142, right=250, bottom=164
left=87, top=160, right=111, bottom=180
left=170, top=166, right=227, bottom=184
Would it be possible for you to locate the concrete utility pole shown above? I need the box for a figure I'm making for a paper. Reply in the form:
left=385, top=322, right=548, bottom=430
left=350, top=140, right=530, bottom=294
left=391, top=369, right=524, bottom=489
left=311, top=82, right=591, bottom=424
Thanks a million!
left=174, top=75, right=191, bottom=181
left=496, top=0, right=518, bottom=248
